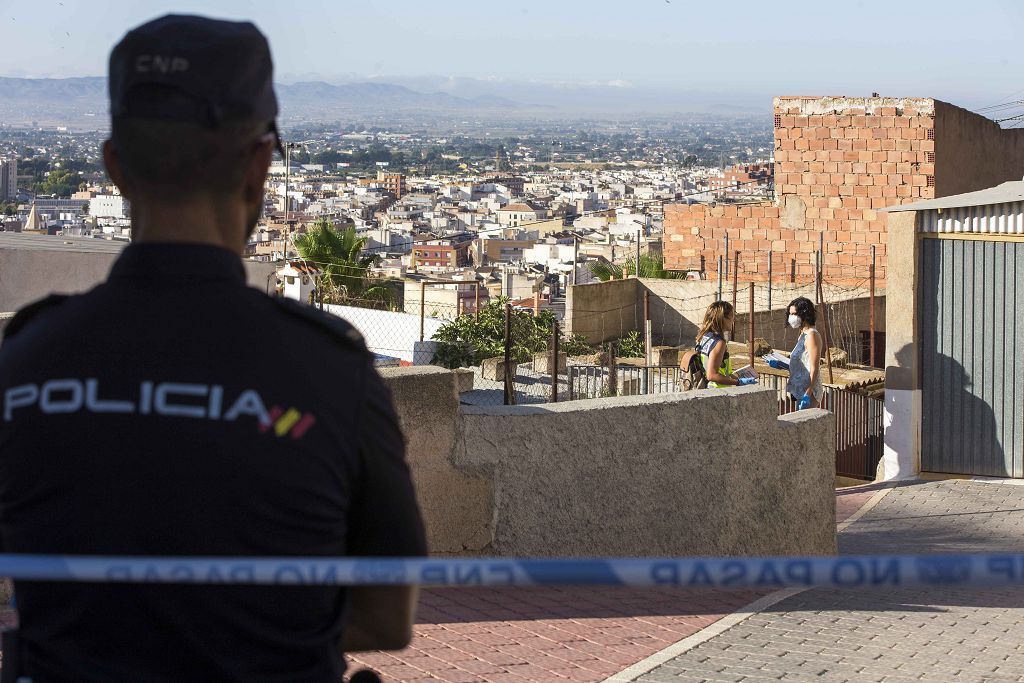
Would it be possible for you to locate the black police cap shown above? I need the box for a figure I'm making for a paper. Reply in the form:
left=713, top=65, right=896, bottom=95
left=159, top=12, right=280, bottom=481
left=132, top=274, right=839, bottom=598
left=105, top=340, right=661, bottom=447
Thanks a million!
left=109, top=14, right=283, bottom=152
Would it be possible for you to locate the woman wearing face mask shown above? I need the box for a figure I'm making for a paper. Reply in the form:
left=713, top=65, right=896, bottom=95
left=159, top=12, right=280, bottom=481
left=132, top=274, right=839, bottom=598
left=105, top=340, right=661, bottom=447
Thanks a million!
left=767, top=297, right=823, bottom=409
left=696, top=300, right=758, bottom=388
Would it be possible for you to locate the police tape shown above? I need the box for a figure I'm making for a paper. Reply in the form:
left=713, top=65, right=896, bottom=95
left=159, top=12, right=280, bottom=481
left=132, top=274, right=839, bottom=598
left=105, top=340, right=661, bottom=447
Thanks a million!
left=1, top=554, right=1023, bottom=589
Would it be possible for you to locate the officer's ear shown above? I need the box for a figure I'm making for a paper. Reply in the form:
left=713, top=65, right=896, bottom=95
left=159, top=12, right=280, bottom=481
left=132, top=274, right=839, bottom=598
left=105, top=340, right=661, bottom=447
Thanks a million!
left=243, top=134, right=275, bottom=205
left=102, top=139, right=132, bottom=200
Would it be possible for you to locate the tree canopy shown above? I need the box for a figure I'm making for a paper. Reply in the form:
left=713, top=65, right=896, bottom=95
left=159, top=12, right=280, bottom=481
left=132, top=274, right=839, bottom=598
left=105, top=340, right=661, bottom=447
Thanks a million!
left=590, top=253, right=687, bottom=282
left=432, top=298, right=592, bottom=368
left=292, top=218, right=394, bottom=307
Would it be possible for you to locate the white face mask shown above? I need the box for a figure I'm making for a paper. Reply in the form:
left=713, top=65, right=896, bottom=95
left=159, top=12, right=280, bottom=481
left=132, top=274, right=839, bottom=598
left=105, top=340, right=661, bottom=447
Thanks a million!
left=788, top=315, right=802, bottom=329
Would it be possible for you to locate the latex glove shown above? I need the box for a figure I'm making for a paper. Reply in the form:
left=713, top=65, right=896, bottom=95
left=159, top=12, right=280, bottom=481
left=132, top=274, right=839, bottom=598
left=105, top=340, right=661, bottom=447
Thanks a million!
left=738, top=377, right=758, bottom=386
left=767, top=359, right=789, bottom=371
left=798, top=394, right=813, bottom=410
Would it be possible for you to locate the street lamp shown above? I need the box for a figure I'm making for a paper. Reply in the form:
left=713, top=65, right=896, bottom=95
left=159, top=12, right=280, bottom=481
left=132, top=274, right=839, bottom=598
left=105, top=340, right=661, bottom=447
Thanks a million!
left=632, top=218, right=647, bottom=278
left=282, top=141, right=302, bottom=262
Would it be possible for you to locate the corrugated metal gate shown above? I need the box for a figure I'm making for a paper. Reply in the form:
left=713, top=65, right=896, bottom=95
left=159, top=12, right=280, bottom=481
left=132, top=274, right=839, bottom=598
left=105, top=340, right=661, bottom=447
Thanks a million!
left=919, top=238, right=1024, bottom=476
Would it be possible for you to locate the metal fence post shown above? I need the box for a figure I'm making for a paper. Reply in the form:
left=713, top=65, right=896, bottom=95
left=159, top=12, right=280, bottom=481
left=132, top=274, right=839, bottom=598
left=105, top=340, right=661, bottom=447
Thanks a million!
left=607, top=341, right=617, bottom=397
left=550, top=322, right=559, bottom=403
left=732, top=251, right=739, bottom=312
left=816, top=268, right=835, bottom=385
left=503, top=303, right=514, bottom=405
left=724, top=234, right=730, bottom=283
left=419, top=280, right=426, bottom=342
left=749, top=282, right=755, bottom=369
left=731, top=251, right=739, bottom=341
left=869, top=244, right=876, bottom=367
left=642, top=291, right=651, bottom=394
left=717, top=255, right=723, bottom=301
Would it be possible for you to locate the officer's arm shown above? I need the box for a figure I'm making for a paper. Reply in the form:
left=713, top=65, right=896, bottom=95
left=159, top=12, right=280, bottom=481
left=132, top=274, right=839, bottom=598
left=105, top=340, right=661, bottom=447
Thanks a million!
left=342, top=585, right=419, bottom=652
left=340, top=366, right=426, bottom=653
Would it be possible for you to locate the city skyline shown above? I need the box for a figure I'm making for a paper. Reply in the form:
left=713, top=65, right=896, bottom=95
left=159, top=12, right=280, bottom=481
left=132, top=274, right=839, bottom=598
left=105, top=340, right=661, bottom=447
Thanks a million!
left=0, top=0, right=1021, bottom=111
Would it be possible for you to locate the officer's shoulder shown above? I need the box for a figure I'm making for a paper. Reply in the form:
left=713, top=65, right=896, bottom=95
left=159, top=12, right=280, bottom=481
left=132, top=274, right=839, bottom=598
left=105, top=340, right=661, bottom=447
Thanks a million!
left=268, top=297, right=368, bottom=354
left=3, top=294, right=72, bottom=343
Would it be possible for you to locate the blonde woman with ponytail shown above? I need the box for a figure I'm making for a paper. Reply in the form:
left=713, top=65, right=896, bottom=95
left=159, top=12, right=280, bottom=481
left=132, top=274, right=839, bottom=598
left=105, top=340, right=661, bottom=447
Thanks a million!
left=695, top=301, right=757, bottom=388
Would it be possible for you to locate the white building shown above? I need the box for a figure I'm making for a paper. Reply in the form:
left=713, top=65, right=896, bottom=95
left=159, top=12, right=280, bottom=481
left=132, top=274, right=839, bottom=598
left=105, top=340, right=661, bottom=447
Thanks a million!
left=496, top=202, right=547, bottom=228
left=89, top=194, right=130, bottom=220
left=523, top=242, right=575, bottom=268
left=276, top=262, right=320, bottom=303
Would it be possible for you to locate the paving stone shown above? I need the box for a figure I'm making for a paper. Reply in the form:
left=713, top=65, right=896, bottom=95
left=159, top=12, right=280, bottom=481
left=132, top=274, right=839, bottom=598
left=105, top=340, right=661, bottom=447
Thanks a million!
left=634, top=481, right=1024, bottom=683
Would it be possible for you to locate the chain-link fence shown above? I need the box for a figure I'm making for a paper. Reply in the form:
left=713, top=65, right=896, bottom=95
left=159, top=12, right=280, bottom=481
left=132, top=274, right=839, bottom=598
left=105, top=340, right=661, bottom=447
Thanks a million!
left=307, top=245, right=882, bottom=409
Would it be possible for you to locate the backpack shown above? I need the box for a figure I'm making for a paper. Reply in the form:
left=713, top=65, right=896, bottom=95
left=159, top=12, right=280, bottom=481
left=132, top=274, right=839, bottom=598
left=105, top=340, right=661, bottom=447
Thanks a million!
left=680, top=344, right=708, bottom=390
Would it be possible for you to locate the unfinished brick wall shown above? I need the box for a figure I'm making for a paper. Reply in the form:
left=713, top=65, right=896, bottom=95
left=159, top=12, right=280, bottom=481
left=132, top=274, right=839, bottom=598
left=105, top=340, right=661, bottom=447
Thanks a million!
left=666, top=96, right=944, bottom=285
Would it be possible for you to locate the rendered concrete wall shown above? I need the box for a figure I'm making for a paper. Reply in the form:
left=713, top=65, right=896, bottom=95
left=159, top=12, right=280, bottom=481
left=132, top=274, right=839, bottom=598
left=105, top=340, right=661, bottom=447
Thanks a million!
left=0, top=247, right=278, bottom=312
left=458, top=388, right=836, bottom=557
left=934, top=101, right=1024, bottom=198
left=380, top=366, right=836, bottom=557
left=378, top=366, right=493, bottom=554
left=882, top=210, right=921, bottom=480
left=565, top=277, right=640, bottom=344
left=570, top=278, right=885, bottom=361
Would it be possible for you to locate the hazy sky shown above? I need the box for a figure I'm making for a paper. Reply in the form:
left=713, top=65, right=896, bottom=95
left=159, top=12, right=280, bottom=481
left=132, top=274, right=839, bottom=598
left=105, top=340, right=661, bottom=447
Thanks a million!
left=1, top=0, right=1021, bottom=107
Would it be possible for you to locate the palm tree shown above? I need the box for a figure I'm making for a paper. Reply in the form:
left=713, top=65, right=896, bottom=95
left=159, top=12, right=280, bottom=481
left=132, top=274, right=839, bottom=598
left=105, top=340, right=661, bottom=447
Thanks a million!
left=292, top=218, right=395, bottom=308
left=590, top=253, right=687, bottom=282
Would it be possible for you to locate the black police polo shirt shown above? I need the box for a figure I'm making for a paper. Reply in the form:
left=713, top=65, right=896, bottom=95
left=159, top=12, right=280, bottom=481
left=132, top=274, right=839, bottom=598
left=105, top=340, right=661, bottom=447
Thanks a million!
left=0, top=243, right=426, bottom=681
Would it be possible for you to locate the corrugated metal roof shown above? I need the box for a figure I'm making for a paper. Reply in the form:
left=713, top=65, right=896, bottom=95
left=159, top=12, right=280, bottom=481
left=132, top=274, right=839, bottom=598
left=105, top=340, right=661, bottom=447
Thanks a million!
left=882, top=180, right=1024, bottom=212
left=917, top=201, right=1024, bottom=234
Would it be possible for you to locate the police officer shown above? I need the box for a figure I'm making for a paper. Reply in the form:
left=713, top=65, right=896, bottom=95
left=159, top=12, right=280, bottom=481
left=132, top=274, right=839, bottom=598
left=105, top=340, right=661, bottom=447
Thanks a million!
left=0, top=15, right=425, bottom=681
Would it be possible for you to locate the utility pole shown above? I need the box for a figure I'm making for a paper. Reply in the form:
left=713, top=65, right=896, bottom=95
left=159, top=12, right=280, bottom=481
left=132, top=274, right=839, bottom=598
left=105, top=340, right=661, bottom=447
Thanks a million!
left=282, top=141, right=301, bottom=262
left=635, top=228, right=641, bottom=278
left=283, top=142, right=290, bottom=262
left=572, top=235, right=579, bottom=286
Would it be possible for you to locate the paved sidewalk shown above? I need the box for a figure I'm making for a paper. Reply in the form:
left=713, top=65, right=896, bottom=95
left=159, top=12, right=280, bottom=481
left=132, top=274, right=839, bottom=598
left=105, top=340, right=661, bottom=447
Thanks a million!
left=347, top=586, right=761, bottom=682
left=632, top=480, right=1024, bottom=682
left=0, top=482, right=910, bottom=680
left=344, top=484, right=878, bottom=681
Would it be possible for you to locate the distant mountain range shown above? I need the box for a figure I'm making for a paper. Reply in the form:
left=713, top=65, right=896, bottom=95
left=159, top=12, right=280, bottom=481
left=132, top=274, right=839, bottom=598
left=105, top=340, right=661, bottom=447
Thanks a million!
left=0, top=75, right=770, bottom=128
